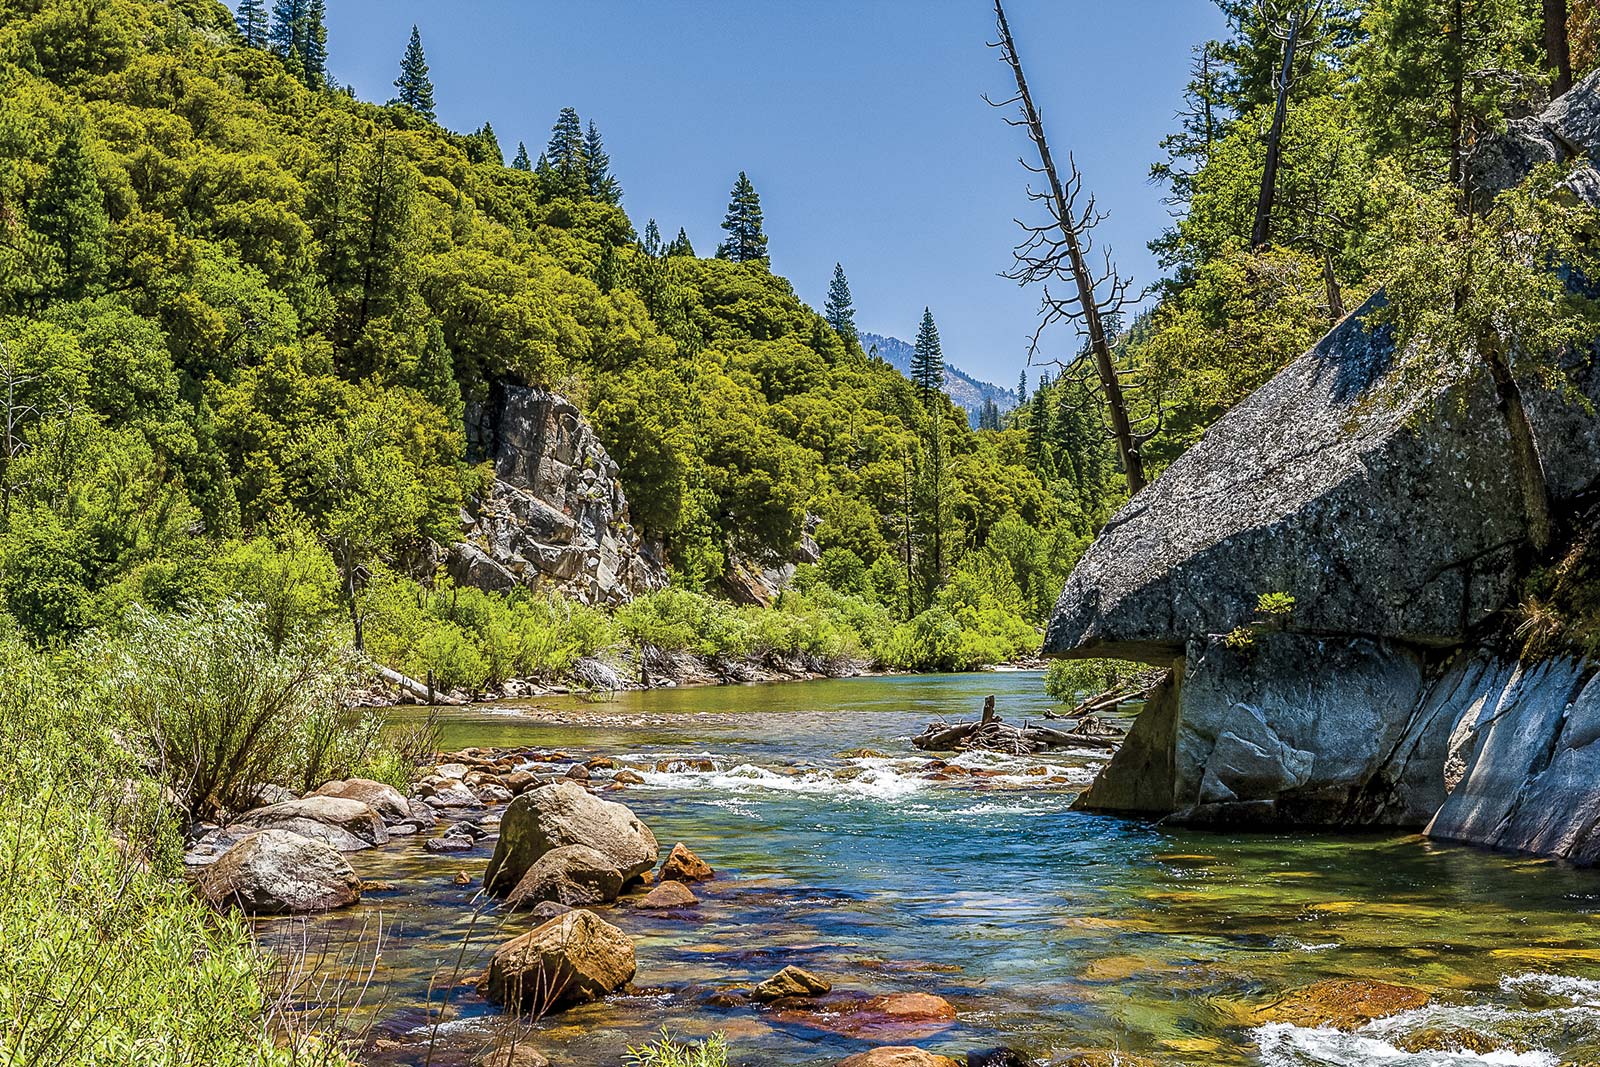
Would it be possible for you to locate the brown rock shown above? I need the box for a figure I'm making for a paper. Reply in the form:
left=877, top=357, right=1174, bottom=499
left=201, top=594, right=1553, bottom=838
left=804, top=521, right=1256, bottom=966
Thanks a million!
left=637, top=880, right=697, bottom=909
left=502, top=770, right=537, bottom=795
left=235, top=795, right=389, bottom=849
left=314, top=777, right=409, bottom=822
left=479, top=1045, right=549, bottom=1067
left=866, top=993, right=958, bottom=1021
left=481, top=910, right=637, bottom=1013
left=565, top=764, right=591, bottom=781
left=838, top=1049, right=962, bottom=1067
left=613, top=769, right=646, bottom=785
left=484, top=780, right=658, bottom=895
left=753, top=965, right=832, bottom=1001
left=660, top=842, right=714, bottom=883
left=1394, top=1029, right=1509, bottom=1055
left=1255, top=979, right=1431, bottom=1031
left=505, top=844, right=624, bottom=908
left=655, top=758, right=715, bottom=773
left=587, top=757, right=619, bottom=770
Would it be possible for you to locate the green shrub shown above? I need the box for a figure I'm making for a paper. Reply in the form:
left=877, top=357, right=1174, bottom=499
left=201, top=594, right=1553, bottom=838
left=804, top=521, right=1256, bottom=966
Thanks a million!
left=1043, top=659, right=1146, bottom=701
left=626, top=1031, right=729, bottom=1067
left=100, top=600, right=375, bottom=819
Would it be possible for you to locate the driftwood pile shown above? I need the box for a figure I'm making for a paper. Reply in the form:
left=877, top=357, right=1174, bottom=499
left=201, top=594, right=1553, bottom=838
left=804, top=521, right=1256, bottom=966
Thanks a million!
left=911, top=696, right=1129, bottom=756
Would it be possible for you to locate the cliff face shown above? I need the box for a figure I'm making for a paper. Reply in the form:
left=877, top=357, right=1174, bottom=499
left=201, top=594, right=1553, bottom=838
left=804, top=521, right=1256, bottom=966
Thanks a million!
left=448, top=385, right=666, bottom=607
left=1052, top=74, right=1600, bottom=864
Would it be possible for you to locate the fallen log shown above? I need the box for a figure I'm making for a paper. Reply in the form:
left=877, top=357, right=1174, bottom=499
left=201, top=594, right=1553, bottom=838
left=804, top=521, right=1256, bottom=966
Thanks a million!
left=912, top=700, right=1126, bottom=755
left=375, top=665, right=467, bottom=706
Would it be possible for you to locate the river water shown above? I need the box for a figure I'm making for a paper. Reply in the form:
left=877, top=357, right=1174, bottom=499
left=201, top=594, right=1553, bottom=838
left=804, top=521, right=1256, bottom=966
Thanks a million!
left=260, top=672, right=1600, bottom=1067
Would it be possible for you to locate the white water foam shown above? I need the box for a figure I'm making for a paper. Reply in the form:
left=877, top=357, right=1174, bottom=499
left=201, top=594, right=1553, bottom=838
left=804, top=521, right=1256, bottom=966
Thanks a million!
left=630, top=760, right=930, bottom=800
left=1253, top=1021, right=1558, bottom=1067
left=1501, top=972, right=1600, bottom=1006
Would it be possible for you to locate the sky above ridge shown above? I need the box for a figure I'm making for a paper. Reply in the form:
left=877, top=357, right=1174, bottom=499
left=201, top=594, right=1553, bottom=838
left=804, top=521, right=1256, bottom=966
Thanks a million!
left=321, top=1, right=1229, bottom=387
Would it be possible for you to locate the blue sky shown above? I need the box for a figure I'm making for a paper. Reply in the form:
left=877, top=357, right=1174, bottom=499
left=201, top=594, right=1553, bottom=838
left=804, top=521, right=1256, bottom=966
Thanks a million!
left=321, top=2, right=1228, bottom=386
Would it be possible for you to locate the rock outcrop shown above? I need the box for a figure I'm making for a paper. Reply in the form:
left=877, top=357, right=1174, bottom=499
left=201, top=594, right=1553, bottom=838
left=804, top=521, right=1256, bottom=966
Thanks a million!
left=451, top=384, right=666, bottom=607
left=197, top=829, right=361, bottom=915
left=1052, top=75, right=1600, bottom=860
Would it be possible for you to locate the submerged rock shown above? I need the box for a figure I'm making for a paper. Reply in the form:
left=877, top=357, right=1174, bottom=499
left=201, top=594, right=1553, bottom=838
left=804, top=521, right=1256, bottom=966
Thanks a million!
left=197, top=829, right=361, bottom=915
left=752, top=965, right=831, bottom=1001
left=480, top=909, right=637, bottom=1013
left=659, top=842, right=714, bottom=883
left=1253, top=979, right=1430, bottom=1031
left=505, top=844, right=624, bottom=908
left=484, top=781, right=658, bottom=895
left=479, top=1046, right=550, bottom=1067
left=636, top=880, right=697, bottom=909
left=837, top=1049, right=962, bottom=1067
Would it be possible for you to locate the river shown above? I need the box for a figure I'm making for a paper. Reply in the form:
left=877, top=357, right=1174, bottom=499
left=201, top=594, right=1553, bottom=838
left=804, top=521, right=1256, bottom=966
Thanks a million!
left=260, top=671, right=1600, bottom=1067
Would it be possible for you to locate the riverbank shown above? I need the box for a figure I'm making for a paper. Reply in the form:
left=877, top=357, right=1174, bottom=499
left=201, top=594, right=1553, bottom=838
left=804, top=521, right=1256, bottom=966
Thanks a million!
left=241, top=674, right=1600, bottom=1067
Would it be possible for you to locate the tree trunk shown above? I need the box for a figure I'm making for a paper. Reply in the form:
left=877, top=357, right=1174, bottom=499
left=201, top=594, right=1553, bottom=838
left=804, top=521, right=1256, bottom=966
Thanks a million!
left=1547, top=0, right=1574, bottom=96
left=1322, top=251, right=1345, bottom=323
left=1252, top=4, right=1304, bottom=250
left=993, top=0, right=1148, bottom=494
left=1449, top=0, right=1466, bottom=188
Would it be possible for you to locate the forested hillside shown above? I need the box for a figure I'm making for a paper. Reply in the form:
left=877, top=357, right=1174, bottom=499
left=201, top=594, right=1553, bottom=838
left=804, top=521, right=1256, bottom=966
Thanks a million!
left=0, top=0, right=1124, bottom=677
left=858, top=330, right=1020, bottom=428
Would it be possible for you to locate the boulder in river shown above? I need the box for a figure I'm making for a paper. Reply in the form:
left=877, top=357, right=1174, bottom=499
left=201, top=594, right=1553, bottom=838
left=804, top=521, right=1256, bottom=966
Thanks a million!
left=659, top=842, right=714, bottom=882
left=479, top=1045, right=550, bottom=1067
left=636, top=880, right=697, bottom=909
left=484, top=781, right=658, bottom=895
left=505, top=844, right=624, bottom=908
left=837, top=1050, right=963, bottom=1067
left=752, top=965, right=831, bottom=1001
left=480, top=909, right=637, bottom=1013
left=1252, top=979, right=1430, bottom=1031
left=314, top=778, right=408, bottom=823
left=197, top=829, right=361, bottom=915
left=234, top=796, right=388, bottom=850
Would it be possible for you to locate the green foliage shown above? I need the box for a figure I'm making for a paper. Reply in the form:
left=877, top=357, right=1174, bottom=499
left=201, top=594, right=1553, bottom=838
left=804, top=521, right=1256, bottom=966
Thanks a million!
left=1257, top=591, right=1297, bottom=617
left=716, top=171, right=768, bottom=265
left=393, top=25, right=436, bottom=121
left=626, top=1031, right=729, bottom=1067
left=825, top=262, right=858, bottom=345
left=1044, top=658, right=1145, bottom=701
left=910, top=307, right=944, bottom=406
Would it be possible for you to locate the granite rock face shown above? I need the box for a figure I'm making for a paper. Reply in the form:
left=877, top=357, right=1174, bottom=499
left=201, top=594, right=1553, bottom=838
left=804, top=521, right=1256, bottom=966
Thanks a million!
left=1052, top=78, right=1600, bottom=855
left=451, top=385, right=666, bottom=607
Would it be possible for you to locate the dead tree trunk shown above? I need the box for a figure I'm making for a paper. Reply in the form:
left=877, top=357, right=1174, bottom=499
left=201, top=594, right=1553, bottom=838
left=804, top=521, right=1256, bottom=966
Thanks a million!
left=1253, top=2, right=1305, bottom=249
left=990, top=0, right=1150, bottom=494
left=1547, top=0, right=1573, bottom=97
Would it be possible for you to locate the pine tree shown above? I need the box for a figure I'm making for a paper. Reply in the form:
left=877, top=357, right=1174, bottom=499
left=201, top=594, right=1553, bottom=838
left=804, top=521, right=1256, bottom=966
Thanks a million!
left=269, top=0, right=304, bottom=61
left=415, top=321, right=463, bottom=431
left=545, top=107, right=588, bottom=199
left=910, top=308, right=944, bottom=406
left=641, top=219, right=663, bottom=257
left=533, top=152, right=552, bottom=184
left=666, top=227, right=695, bottom=257
left=715, top=171, right=768, bottom=265
left=1017, top=368, right=1028, bottom=403
left=270, top=0, right=325, bottom=87
left=30, top=121, right=108, bottom=299
left=584, top=120, right=622, bottom=203
left=394, top=25, right=436, bottom=120
left=467, top=122, right=502, bottom=166
left=511, top=141, right=531, bottom=171
left=301, top=0, right=328, bottom=85
left=236, top=0, right=269, bottom=47
left=824, top=263, right=858, bottom=344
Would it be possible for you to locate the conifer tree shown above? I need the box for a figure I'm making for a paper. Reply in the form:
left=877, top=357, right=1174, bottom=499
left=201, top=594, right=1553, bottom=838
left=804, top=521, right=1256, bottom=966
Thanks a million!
left=511, top=141, right=531, bottom=171
left=666, top=227, right=695, bottom=257
left=545, top=107, right=588, bottom=198
left=30, top=121, right=108, bottom=299
left=302, top=0, right=328, bottom=85
left=584, top=120, right=622, bottom=203
left=910, top=308, right=944, bottom=406
left=716, top=172, right=768, bottom=265
left=394, top=25, right=436, bottom=120
left=468, top=122, right=501, bottom=166
left=415, top=321, right=463, bottom=431
left=533, top=152, right=552, bottom=183
left=1017, top=368, right=1027, bottom=403
left=824, top=263, right=858, bottom=344
left=641, top=219, right=663, bottom=257
left=270, top=0, right=325, bottom=87
left=236, top=0, right=269, bottom=47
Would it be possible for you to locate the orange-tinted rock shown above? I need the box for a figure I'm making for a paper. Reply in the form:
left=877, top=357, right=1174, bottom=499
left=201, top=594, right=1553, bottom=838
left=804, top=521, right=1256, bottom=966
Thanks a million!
left=867, top=994, right=958, bottom=1022
left=753, top=965, right=832, bottom=1001
left=660, top=842, right=714, bottom=882
left=613, top=769, right=646, bottom=785
left=1255, top=979, right=1430, bottom=1031
left=637, top=880, right=698, bottom=909
left=838, top=1049, right=963, bottom=1067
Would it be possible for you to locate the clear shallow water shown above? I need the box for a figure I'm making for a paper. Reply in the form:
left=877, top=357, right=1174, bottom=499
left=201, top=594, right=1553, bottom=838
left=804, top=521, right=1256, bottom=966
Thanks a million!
left=259, top=672, right=1600, bottom=1067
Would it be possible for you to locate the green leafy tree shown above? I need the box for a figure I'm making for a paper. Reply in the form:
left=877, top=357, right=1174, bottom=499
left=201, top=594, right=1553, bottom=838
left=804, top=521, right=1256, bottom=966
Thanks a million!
left=825, top=262, right=858, bottom=344
left=910, top=308, right=943, bottom=406
left=236, top=0, right=269, bottom=47
left=545, top=107, right=588, bottom=198
left=716, top=172, right=768, bottom=265
left=585, top=120, right=621, bottom=203
left=29, top=122, right=107, bottom=300
left=415, top=320, right=464, bottom=432
left=394, top=25, right=436, bottom=120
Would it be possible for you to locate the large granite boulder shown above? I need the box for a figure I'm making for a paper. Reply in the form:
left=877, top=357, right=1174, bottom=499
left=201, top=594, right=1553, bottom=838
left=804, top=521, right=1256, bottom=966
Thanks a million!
left=1052, top=78, right=1600, bottom=841
left=484, top=781, right=658, bottom=895
left=313, top=778, right=408, bottom=823
left=197, top=829, right=361, bottom=915
left=234, top=796, right=389, bottom=851
left=504, top=843, right=625, bottom=908
left=453, top=385, right=666, bottom=607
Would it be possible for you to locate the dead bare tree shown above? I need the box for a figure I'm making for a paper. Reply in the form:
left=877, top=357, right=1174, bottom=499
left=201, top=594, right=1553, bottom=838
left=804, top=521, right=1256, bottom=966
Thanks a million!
left=989, top=0, right=1154, bottom=495
left=1253, top=1, right=1326, bottom=249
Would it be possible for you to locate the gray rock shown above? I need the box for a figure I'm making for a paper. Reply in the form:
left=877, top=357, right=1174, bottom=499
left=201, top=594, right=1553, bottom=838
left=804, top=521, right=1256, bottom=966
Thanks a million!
left=481, top=909, right=637, bottom=1013
left=484, top=780, right=658, bottom=896
left=313, top=778, right=409, bottom=823
left=197, top=829, right=361, bottom=915
left=234, top=796, right=388, bottom=849
left=455, top=386, right=667, bottom=607
left=505, top=843, right=624, bottom=908
left=425, top=834, right=476, bottom=854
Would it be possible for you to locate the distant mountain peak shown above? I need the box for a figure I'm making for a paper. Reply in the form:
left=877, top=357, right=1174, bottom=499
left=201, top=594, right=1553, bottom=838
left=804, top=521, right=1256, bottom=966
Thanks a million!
left=859, top=331, right=1018, bottom=426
